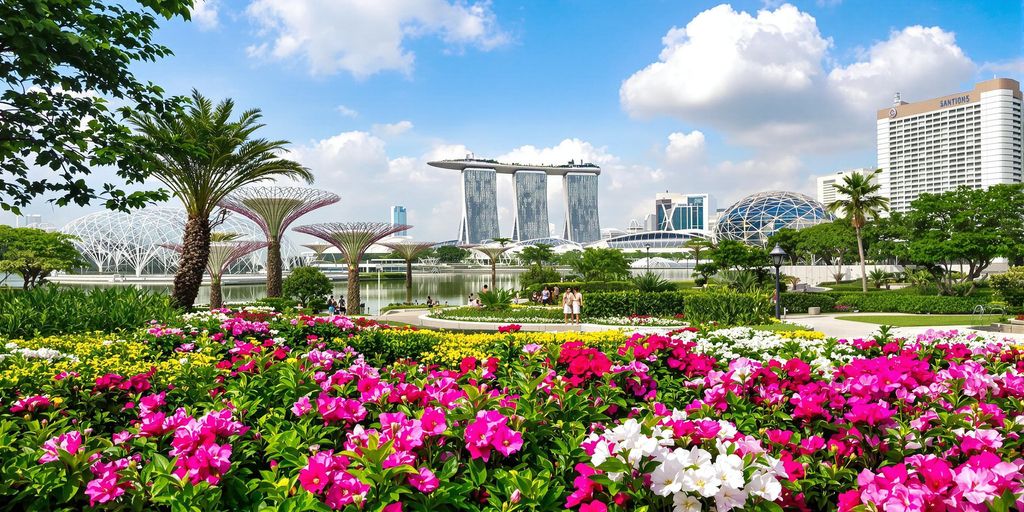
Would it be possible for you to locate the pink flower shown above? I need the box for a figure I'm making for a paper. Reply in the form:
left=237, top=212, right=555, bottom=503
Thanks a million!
left=954, top=467, right=998, bottom=504
left=492, top=426, right=523, bottom=457
left=420, top=407, right=447, bottom=436
left=299, top=452, right=333, bottom=494
left=408, top=467, right=439, bottom=493
left=39, top=431, right=83, bottom=464
left=580, top=501, right=608, bottom=512
left=291, top=396, right=312, bottom=417
left=464, top=410, right=521, bottom=462
left=498, top=324, right=522, bottom=333
left=383, top=504, right=403, bottom=512
left=9, top=395, right=51, bottom=413
left=522, top=343, right=542, bottom=354
left=85, top=473, right=124, bottom=506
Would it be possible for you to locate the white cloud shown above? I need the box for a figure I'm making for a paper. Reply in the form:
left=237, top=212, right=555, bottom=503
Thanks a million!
left=191, top=0, right=220, bottom=30
left=245, top=0, right=508, bottom=77
left=664, top=130, right=706, bottom=164
left=620, top=4, right=977, bottom=153
left=372, top=120, right=414, bottom=137
left=336, top=105, right=359, bottom=118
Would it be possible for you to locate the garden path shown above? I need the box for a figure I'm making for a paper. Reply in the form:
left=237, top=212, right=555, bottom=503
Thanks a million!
left=790, top=313, right=1024, bottom=342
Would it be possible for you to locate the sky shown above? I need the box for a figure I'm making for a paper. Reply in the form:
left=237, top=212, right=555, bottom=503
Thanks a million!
left=10, top=0, right=1024, bottom=243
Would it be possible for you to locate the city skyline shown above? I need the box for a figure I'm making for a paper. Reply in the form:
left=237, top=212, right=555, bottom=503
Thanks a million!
left=4, top=1, right=1022, bottom=242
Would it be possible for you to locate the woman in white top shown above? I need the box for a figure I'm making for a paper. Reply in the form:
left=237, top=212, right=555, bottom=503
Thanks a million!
left=562, top=287, right=573, bottom=324
left=572, top=288, right=583, bottom=325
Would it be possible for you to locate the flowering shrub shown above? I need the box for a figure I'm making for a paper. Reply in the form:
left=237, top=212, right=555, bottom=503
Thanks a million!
left=1, top=308, right=1023, bottom=511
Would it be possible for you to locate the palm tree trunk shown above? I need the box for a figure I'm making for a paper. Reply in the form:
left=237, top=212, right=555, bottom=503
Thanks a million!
left=347, top=263, right=360, bottom=315
left=405, top=260, right=413, bottom=304
left=173, top=215, right=211, bottom=309
left=266, top=236, right=282, bottom=298
left=210, top=273, right=223, bottom=309
left=856, top=226, right=867, bottom=293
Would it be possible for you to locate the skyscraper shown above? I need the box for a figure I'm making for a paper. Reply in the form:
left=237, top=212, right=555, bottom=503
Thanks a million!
left=816, top=168, right=876, bottom=205
left=877, top=78, right=1023, bottom=212
left=562, top=173, right=600, bottom=243
left=512, top=171, right=549, bottom=240
left=390, top=205, right=408, bottom=236
left=460, top=168, right=500, bottom=243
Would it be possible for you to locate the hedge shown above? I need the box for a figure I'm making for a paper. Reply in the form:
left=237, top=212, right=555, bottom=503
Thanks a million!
left=525, top=281, right=636, bottom=294
left=834, top=293, right=987, bottom=314
left=780, top=293, right=837, bottom=313
left=684, top=292, right=773, bottom=326
left=582, top=290, right=688, bottom=318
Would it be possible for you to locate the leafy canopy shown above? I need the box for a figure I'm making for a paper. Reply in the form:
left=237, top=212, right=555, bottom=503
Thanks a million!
left=0, top=226, right=86, bottom=289
left=561, top=248, right=630, bottom=282
left=282, top=267, right=332, bottom=308
left=0, top=0, right=194, bottom=214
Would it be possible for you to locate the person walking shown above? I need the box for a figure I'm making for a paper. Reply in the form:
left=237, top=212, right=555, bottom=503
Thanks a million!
left=571, top=287, right=583, bottom=325
left=541, top=286, right=550, bottom=305
left=327, top=295, right=336, bottom=314
left=562, top=286, right=573, bottom=324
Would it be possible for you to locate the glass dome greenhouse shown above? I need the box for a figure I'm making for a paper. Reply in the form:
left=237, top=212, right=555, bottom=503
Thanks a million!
left=714, top=191, right=832, bottom=246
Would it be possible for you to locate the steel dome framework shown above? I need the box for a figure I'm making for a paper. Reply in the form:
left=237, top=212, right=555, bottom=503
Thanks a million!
left=715, top=191, right=832, bottom=246
left=62, top=207, right=301, bottom=276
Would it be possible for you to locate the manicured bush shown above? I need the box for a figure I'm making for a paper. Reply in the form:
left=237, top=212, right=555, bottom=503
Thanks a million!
left=432, top=306, right=564, bottom=323
left=582, top=290, right=688, bottom=317
left=0, top=285, right=176, bottom=338
left=834, top=293, right=986, bottom=314
left=253, top=296, right=299, bottom=312
left=282, top=267, right=331, bottom=310
left=780, top=292, right=837, bottom=313
left=524, top=281, right=635, bottom=294
left=683, top=292, right=772, bottom=325
left=991, top=267, right=1024, bottom=308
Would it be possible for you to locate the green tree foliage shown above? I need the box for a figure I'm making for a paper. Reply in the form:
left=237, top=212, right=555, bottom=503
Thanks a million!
left=435, top=246, right=469, bottom=263
left=826, top=169, right=889, bottom=292
left=903, top=186, right=1014, bottom=296
left=990, top=267, right=1024, bottom=308
left=519, top=266, right=562, bottom=289
left=863, top=211, right=911, bottom=263
left=0, top=0, right=194, bottom=213
left=710, top=240, right=769, bottom=272
left=0, top=226, right=85, bottom=289
left=796, top=221, right=858, bottom=283
left=561, top=248, right=630, bottom=282
left=282, top=267, right=332, bottom=311
left=518, top=244, right=555, bottom=268
left=129, top=91, right=312, bottom=309
left=765, top=228, right=802, bottom=265
left=518, top=244, right=560, bottom=288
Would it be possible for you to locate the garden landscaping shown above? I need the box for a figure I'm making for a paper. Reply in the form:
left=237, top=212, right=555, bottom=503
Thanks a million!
left=1, top=304, right=1024, bottom=511
left=834, top=314, right=1006, bottom=327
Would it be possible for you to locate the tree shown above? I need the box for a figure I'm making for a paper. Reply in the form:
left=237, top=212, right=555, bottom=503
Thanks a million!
left=765, top=228, right=802, bottom=265
left=294, top=222, right=409, bottom=315
left=796, top=221, right=857, bottom=283
left=0, top=0, right=193, bottom=213
left=903, top=186, right=1010, bottom=296
left=518, top=244, right=554, bottom=268
left=0, top=226, right=85, bottom=289
left=219, top=187, right=338, bottom=298
left=563, top=248, right=630, bottom=282
left=826, top=169, right=889, bottom=292
left=471, top=237, right=514, bottom=290
left=684, top=238, right=715, bottom=263
left=435, top=246, right=469, bottom=263
left=517, top=244, right=560, bottom=288
left=382, top=241, right=434, bottom=304
left=129, top=91, right=312, bottom=309
left=161, top=232, right=266, bottom=309
left=863, top=211, right=910, bottom=264
left=283, top=266, right=332, bottom=311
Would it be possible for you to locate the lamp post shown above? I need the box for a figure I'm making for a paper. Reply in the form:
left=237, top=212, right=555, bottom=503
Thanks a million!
left=770, top=244, right=787, bottom=319
left=645, top=243, right=651, bottom=273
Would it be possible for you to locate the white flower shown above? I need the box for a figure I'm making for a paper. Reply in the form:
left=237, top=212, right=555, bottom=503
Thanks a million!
left=682, top=466, right=722, bottom=498
left=714, top=485, right=749, bottom=512
left=590, top=440, right=612, bottom=468
left=714, top=454, right=745, bottom=490
left=650, top=456, right=685, bottom=496
left=673, top=493, right=702, bottom=512
left=744, top=472, right=782, bottom=501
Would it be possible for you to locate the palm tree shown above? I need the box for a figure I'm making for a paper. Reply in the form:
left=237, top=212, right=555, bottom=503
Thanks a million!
left=827, top=169, right=889, bottom=293
left=130, top=90, right=312, bottom=308
left=162, top=232, right=267, bottom=309
left=519, top=243, right=554, bottom=268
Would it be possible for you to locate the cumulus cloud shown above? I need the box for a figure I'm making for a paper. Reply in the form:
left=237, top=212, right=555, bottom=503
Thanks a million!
left=335, top=105, right=359, bottom=118
left=372, top=120, right=414, bottom=137
left=191, top=0, right=220, bottom=30
left=664, top=131, right=706, bottom=164
left=245, top=0, right=508, bottom=77
left=620, top=3, right=977, bottom=153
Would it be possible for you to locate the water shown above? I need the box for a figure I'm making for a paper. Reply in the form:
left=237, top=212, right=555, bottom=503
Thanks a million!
left=57, top=271, right=524, bottom=314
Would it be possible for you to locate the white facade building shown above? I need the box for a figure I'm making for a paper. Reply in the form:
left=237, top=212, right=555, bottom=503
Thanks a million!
left=653, top=192, right=715, bottom=233
left=816, top=168, right=876, bottom=206
left=877, top=78, right=1023, bottom=212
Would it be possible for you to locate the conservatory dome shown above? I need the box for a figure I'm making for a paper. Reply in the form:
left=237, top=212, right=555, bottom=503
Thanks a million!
left=714, top=191, right=832, bottom=246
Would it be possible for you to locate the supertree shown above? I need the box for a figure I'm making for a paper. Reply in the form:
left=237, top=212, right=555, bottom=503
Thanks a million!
left=467, top=237, right=514, bottom=291
left=163, top=233, right=267, bottom=309
left=302, top=243, right=334, bottom=264
left=381, top=241, right=435, bottom=304
left=293, top=222, right=410, bottom=315
left=219, top=187, right=339, bottom=298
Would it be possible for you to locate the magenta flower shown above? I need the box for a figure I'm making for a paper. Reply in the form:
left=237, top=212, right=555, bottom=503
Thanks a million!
left=291, top=396, right=312, bottom=417
left=9, top=395, right=51, bottom=414
left=407, top=467, right=439, bottom=493
left=39, top=431, right=83, bottom=464
left=492, top=426, right=523, bottom=457
left=85, top=473, right=124, bottom=506
left=420, top=407, right=447, bottom=436
left=299, top=452, right=333, bottom=494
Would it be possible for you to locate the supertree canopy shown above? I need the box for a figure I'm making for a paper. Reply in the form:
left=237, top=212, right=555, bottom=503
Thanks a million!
left=382, top=241, right=435, bottom=304
left=219, top=186, right=339, bottom=297
left=294, top=222, right=410, bottom=314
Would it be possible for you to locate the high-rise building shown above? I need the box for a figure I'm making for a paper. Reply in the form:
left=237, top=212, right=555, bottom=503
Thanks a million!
left=816, top=168, right=876, bottom=205
left=428, top=159, right=601, bottom=244
left=877, top=78, right=1023, bottom=212
left=653, top=193, right=715, bottom=232
left=389, top=206, right=408, bottom=236
left=16, top=214, right=42, bottom=227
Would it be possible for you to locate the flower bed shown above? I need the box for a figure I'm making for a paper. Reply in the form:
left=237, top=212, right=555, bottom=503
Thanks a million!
left=429, top=307, right=689, bottom=327
left=1, top=309, right=1023, bottom=511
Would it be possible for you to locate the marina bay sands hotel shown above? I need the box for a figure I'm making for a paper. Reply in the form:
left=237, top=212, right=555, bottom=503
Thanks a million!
left=427, top=159, right=601, bottom=244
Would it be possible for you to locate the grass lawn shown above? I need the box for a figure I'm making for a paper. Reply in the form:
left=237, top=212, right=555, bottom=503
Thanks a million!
left=835, top=314, right=1004, bottom=327
left=750, top=322, right=814, bottom=332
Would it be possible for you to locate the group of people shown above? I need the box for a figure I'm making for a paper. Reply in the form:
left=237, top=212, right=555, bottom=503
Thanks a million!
left=326, top=295, right=345, bottom=314
left=560, top=287, right=583, bottom=325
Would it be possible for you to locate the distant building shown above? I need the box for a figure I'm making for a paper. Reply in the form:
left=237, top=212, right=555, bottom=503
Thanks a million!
left=390, top=206, right=408, bottom=236
left=816, top=168, right=877, bottom=206
left=16, top=214, right=42, bottom=227
left=715, top=191, right=832, bottom=246
left=643, top=213, right=657, bottom=232
left=877, top=78, right=1023, bottom=212
left=654, top=192, right=715, bottom=232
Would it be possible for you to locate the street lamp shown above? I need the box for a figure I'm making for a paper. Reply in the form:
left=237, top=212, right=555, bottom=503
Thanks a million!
left=769, top=244, right=787, bottom=319
left=645, top=243, right=651, bottom=273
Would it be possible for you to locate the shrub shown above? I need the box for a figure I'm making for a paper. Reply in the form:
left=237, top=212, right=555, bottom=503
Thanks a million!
left=684, top=292, right=773, bottom=325
left=431, top=306, right=564, bottom=323
left=780, top=292, right=837, bottom=313
left=478, top=288, right=514, bottom=310
left=525, top=281, right=635, bottom=295
left=991, top=267, right=1024, bottom=308
left=583, top=291, right=689, bottom=317
left=835, top=293, right=986, bottom=314
left=282, top=267, right=332, bottom=311
left=0, top=285, right=176, bottom=338
left=518, top=266, right=562, bottom=289
left=631, top=272, right=675, bottom=292
left=253, top=296, right=299, bottom=312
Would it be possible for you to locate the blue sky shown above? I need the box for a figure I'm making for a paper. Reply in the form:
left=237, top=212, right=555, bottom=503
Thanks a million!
left=16, top=0, right=1024, bottom=242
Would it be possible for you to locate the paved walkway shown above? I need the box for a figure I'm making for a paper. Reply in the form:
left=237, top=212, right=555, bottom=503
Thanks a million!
left=787, top=313, right=1024, bottom=342
left=372, top=309, right=674, bottom=334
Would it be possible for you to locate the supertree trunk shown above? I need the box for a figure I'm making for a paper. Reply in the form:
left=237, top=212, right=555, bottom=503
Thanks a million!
left=266, top=237, right=283, bottom=298
left=490, top=260, right=497, bottom=290
left=405, top=260, right=413, bottom=304
left=347, top=263, right=361, bottom=315
left=210, top=273, right=223, bottom=309
left=173, top=215, right=211, bottom=310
